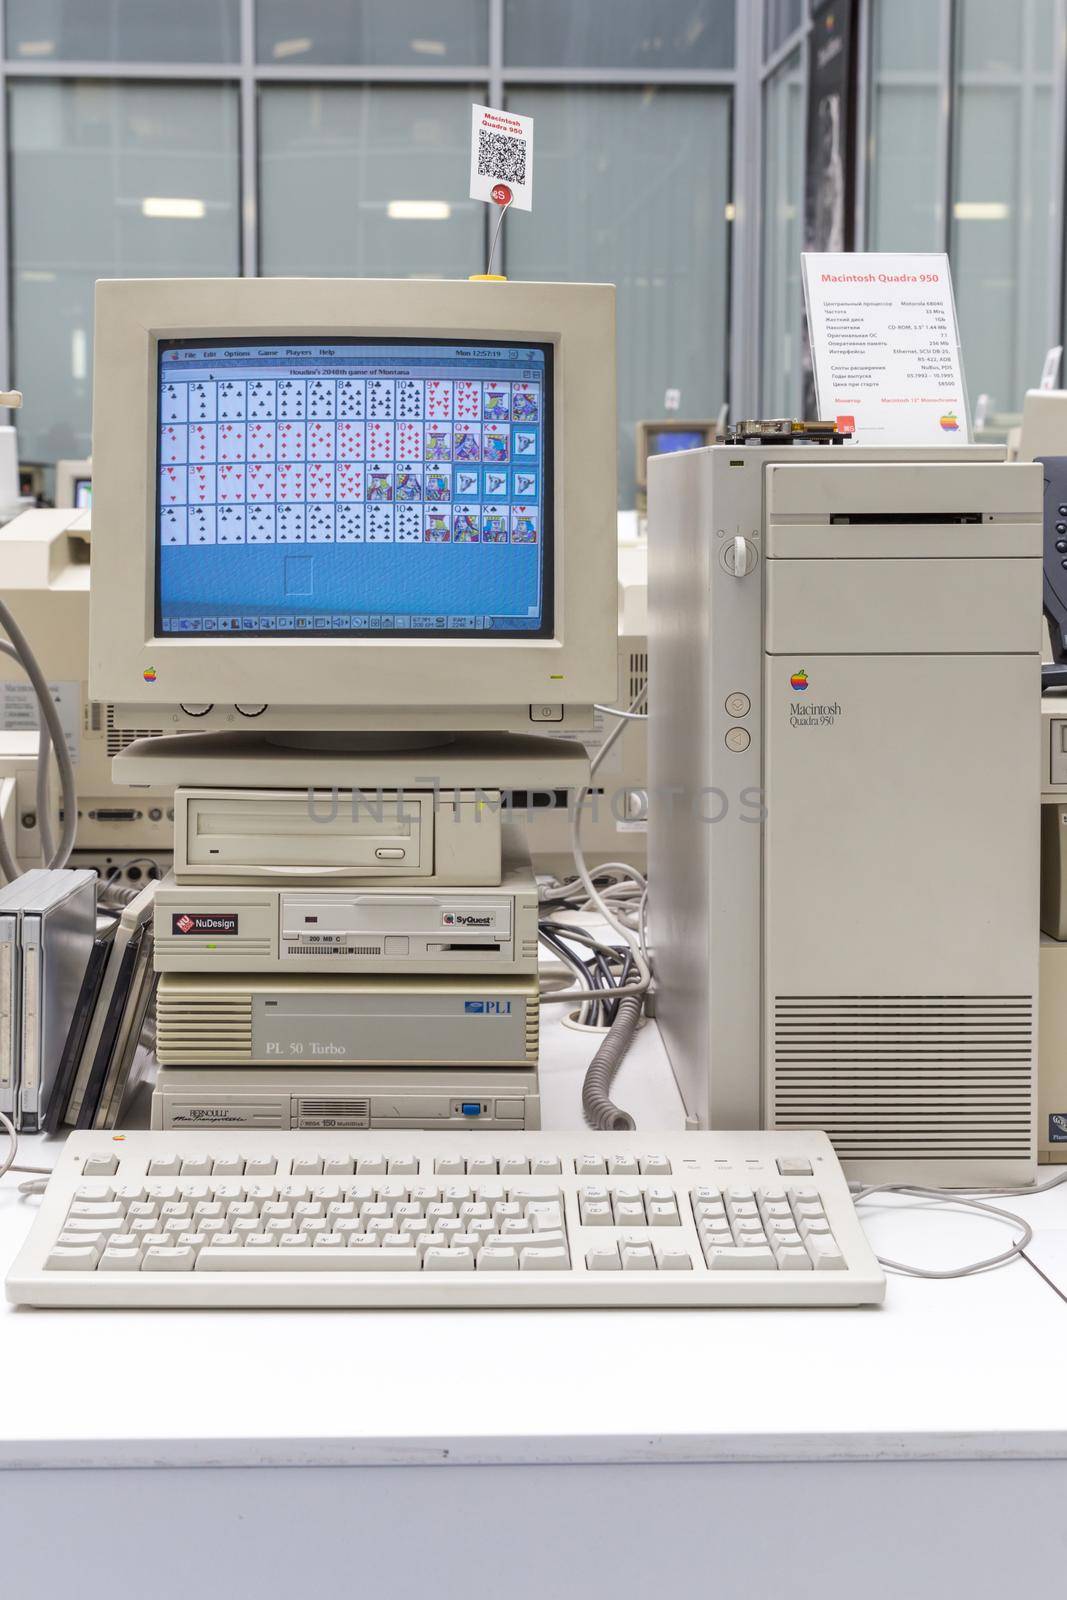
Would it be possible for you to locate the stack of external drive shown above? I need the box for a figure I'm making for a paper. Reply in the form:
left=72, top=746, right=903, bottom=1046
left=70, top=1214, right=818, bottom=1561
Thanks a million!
left=150, top=787, right=542, bottom=1131
left=0, top=869, right=96, bottom=1131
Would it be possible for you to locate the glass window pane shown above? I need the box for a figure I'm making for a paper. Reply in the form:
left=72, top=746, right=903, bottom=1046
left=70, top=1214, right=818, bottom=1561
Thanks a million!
left=505, top=87, right=730, bottom=508
left=761, top=50, right=805, bottom=415
left=6, top=0, right=239, bottom=63
left=951, top=0, right=1057, bottom=412
left=763, top=0, right=803, bottom=61
left=503, top=0, right=735, bottom=69
left=867, top=0, right=943, bottom=249
left=256, top=0, right=487, bottom=65
left=10, top=81, right=240, bottom=462
left=259, top=85, right=485, bottom=278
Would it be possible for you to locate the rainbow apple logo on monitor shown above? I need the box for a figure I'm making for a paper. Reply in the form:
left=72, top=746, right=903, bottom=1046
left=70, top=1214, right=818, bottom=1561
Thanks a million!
left=143, top=667, right=157, bottom=683
left=939, top=412, right=959, bottom=432
left=790, top=668, right=808, bottom=691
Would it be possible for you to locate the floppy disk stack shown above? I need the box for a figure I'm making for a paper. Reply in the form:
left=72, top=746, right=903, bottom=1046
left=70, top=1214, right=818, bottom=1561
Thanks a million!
left=149, top=784, right=542, bottom=1131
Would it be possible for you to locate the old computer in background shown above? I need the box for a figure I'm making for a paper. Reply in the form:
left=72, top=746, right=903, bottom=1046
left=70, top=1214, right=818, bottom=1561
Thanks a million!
left=55, top=458, right=92, bottom=510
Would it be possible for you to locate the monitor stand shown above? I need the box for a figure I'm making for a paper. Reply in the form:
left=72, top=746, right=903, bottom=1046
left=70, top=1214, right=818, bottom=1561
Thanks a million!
left=267, top=731, right=456, bottom=754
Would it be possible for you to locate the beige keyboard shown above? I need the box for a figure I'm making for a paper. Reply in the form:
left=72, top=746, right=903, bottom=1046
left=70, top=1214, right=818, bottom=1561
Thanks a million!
left=6, top=1130, right=885, bottom=1308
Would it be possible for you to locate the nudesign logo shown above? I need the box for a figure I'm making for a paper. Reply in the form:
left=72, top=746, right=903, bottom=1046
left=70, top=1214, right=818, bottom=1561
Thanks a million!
left=171, top=913, right=239, bottom=936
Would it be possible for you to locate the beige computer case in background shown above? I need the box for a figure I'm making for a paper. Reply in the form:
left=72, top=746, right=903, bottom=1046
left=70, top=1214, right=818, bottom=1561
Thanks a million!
left=0, top=508, right=172, bottom=884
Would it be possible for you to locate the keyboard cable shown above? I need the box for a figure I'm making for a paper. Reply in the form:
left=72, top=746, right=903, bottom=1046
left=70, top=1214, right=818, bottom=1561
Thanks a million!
left=0, top=1108, right=52, bottom=1195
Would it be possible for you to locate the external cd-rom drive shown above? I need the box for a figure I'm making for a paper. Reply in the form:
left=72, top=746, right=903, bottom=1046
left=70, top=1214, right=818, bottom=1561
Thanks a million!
left=151, top=1066, right=541, bottom=1131
left=156, top=973, right=539, bottom=1068
left=153, top=834, right=538, bottom=975
left=0, top=868, right=96, bottom=1130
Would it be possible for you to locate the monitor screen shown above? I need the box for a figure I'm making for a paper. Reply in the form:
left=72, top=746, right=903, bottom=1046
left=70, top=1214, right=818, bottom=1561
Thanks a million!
left=647, top=428, right=708, bottom=458
left=74, top=478, right=92, bottom=509
left=155, top=337, right=552, bottom=637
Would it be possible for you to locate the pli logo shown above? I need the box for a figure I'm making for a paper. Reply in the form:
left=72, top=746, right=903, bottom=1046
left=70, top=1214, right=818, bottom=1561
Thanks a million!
left=1049, top=1113, right=1067, bottom=1143
left=790, top=668, right=809, bottom=692
left=464, top=1000, right=512, bottom=1015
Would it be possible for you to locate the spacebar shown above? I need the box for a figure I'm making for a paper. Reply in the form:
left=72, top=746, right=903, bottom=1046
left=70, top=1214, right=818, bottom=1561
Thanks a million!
left=196, top=1248, right=420, bottom=1272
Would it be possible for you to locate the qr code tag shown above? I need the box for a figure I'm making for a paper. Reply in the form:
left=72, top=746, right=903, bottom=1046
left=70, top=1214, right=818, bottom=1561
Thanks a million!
left=470, top=104, right=533, bottom=212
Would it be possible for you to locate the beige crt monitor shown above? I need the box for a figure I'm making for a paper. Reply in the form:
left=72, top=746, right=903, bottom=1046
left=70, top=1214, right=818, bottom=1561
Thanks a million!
left=89, top=278, right=618, bottom=736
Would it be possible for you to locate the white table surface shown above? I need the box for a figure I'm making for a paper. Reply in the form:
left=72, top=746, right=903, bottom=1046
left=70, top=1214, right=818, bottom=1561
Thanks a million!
left=2, top=1005, right=1067, bottom=1474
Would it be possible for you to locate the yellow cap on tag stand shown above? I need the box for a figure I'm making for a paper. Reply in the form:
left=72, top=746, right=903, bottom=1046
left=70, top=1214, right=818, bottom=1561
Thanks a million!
left=468, top=273, right=507, bottom=282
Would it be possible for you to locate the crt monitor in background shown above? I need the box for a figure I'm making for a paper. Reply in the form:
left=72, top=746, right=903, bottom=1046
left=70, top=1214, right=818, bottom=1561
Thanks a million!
left=55, top=457, right=92, bottom=510
left=633, top=419, right=717, bottom=503
left=647, top=428, right=708, bottom=458
left=156, top=337, right=552, bottom=638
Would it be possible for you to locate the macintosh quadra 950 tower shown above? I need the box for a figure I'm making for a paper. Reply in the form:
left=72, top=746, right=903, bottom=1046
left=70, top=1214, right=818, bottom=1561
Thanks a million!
left=649, top=443, right=1042, bottom=1185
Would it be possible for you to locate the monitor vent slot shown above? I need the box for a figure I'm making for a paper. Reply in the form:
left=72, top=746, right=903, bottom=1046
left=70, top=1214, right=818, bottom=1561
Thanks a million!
left=627, top=650, right=648, bottom=706
left=106, top=704, right=163, bottom=757
left=771, top=995, right=1034, bottom=1158
left=87, top=700, right=103, bottom=733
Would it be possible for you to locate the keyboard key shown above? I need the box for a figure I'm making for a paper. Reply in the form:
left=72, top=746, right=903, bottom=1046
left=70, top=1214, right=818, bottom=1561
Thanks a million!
left=705, top=1246, right=775, bottom=1271
left=46, top=1244, right=101, bottom=1270
left=197, top=1246, right=419, bottom=1271
left=530, top=1157, right=562, bottom=1175
left=434, top=1157, right=465, bottom=1175
left=640, top=1155, right=671, bottom=1175
left=323, top=1157, right=354, bottom=1176
left=499, top=1157, right=529, bottom=1176
left=777, top=1157, right=813, bottom=1177
left=520, top=1246, right=569, bottom=1271
left=478, top=1246, right=519, bottom=1270
left=653, top=1246, right=692, bottom=1270
left=607, top=1154, right=639, bottom=1175
left=424, top=1247, right=468, bottom=1271
left=291, top=1157, right=323, bottom=1176
left=142, top=1246, right=197, bottom=1271
left=243, top=1156, right=277, bottom=1176
left=806, top=1236, right=846, bottom=1271
left=211, top=1156, right=244, bottom=1176
left=586, top=1245, right=621, bottom=1271
left=620, top=1242, right=656, bottom=1271
left=99, top=1247, right=143, bottom=1271
left=179, top=1156, right=212, bottom=1176
left=82, top=1154, right=119, bottom=1177
left=355, top=1156, right=387, bottom=1175
left=576, top=1156, right=606, bottom=1175
left=775, top=1247, right=812, bottom=1271
left=147, top=1155, right=181, bottom=1176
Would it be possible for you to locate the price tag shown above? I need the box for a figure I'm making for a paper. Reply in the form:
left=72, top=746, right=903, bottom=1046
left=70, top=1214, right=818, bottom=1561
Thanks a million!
left=802, top=251, right=970, bottom=444
left=470, top=104, right=533, bottom=212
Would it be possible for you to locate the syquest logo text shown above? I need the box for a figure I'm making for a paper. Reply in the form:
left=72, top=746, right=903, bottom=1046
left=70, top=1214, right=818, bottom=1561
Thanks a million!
left=306, top=784, right=766, bottom=825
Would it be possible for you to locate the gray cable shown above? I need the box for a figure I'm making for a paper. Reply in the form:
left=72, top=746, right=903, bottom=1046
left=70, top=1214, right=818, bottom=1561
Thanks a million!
left=0, top=594, right=77, bottom=870
left=849, top=1178, right=1067, bottom=1278
left=0, top=650, right=21, bottom=885
left=0, top=1106, right=52, bottom=1191
left=35, top=702, right=55, bottom=866
left=582, top=994, right=641, bottom=1131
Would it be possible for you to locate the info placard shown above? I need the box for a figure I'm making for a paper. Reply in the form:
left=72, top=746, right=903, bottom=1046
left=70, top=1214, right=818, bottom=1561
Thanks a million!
left=802, top=251, right=970, bottom=444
